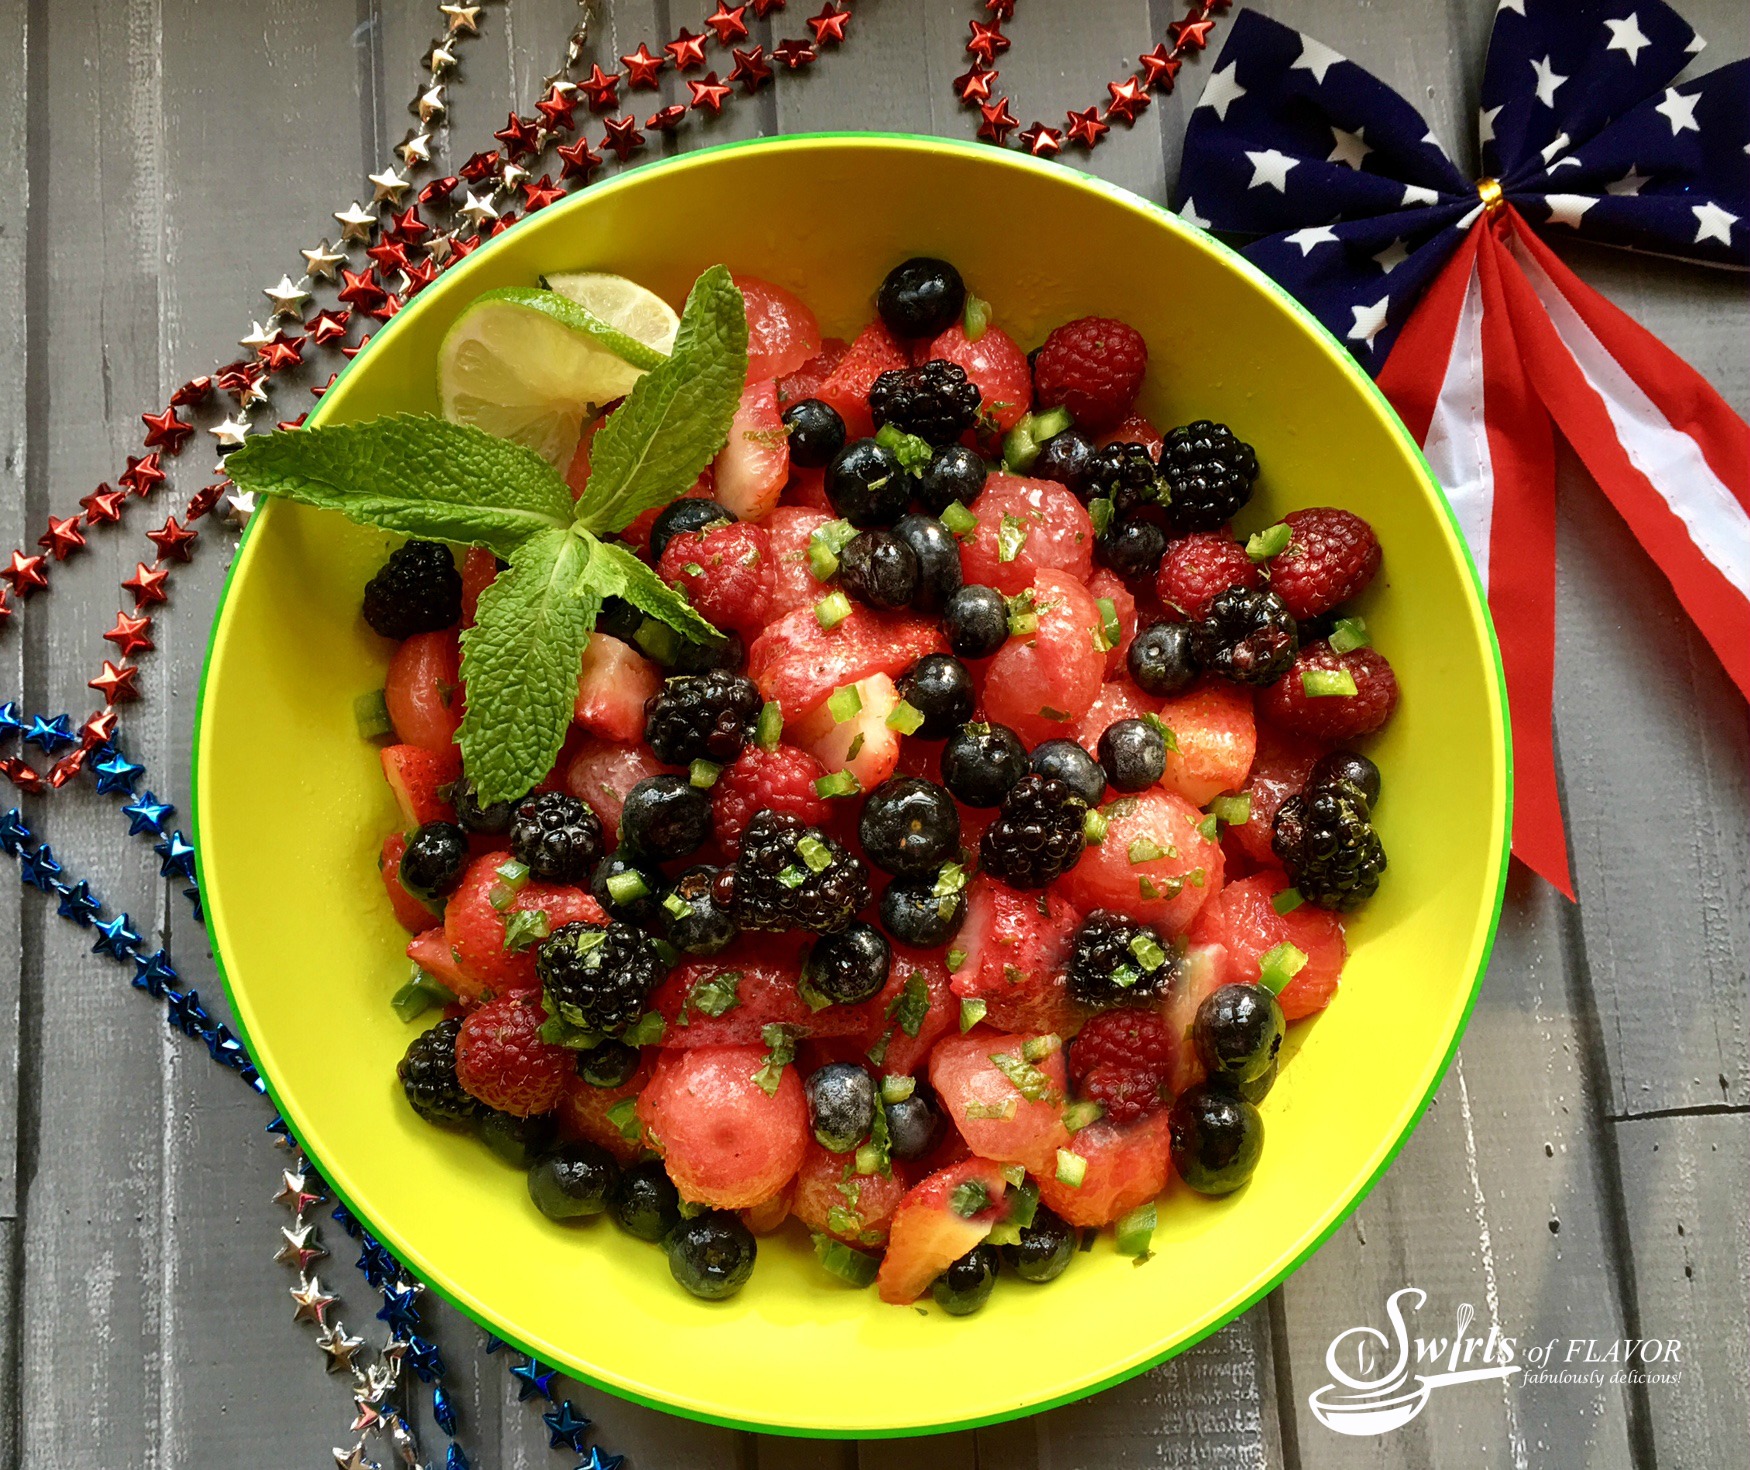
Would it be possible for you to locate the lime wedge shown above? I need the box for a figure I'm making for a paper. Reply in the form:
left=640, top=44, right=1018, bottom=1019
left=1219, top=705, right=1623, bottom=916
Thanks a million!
left=438, top=285, right=672, bottom=467
left=543, top=271, right=681, bottom=356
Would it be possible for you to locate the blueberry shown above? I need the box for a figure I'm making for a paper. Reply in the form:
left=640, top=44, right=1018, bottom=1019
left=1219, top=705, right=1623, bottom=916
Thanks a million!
left=618, top=775, right=712, bottom=862
left=803, top=922, right=891, bottom=1005
left=591, top=852, right=666, bottom=931
left=827, top=439, right=911, bottom=527
left=475, top=1109, right=555, bottom=1169
left=884, top=1084, right=943, bottom=1161
left=578, top=1039, right=641, bottom=1088
left=1032, top=427, right=1096, bottom=497
left=1098, top=717, right=1167, bottom=792
left=609, top=1159, right=682, bottom=1241
left=1192, top=983, right=1285, bottom=1085
left=859, top=776, right=961, bottom=876
left=649, top=498, right=735, bottom=565
left=891, top=514, right=964, bottom=612
left=1169, top=1083, right=1264, bottom=1195
left=399, top=821, right=469, bottom=905
left=1309, top=750, right=1382, bottom=810
left=805, top=1062, right=878, bottom=1153
left=896, top=653, right=975, bottom=739
left=781, top=397, right=846, bottom=469
left=664, top=864, right=739, bottom=956
left=931, top=1242, right=999, bottom=1315
left=1237, top=1059, right=1278, bottom=1104
left=942, top=584, right=1009, bottom=660
left=1001, top=1202, right=1076, bottom=1284
left=916, top=443, right=987, bottom=516
left=665, top=1211, right=757, bottom=1300
left=877, top=256, right=966, bottom=340
left=1127, top=620, right=1199, bottom=696
left=669, top=629, right=746, bottom=675
left=839, top=528, right=919, bottom=610
left=1030, top=739, right=1107, bottom=807
left=1096, top=513, right=1167, bottom=580
left=595, top=596, right=645, bottom=644
left=879, top=870, right=966, bottom=948
left=941, top=721, right=1029, bottom=807
left=449, top=777, right=520, bottom=835
left=527, top=1141, right=620, bottom=1220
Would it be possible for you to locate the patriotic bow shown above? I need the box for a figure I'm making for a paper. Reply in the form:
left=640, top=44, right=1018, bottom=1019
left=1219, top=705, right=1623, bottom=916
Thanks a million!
left=1177, top=1, right=1749, bottom=896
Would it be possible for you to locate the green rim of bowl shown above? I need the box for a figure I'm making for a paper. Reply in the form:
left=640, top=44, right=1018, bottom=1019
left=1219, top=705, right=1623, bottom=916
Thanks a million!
left=191, top=131, right=1513, bottom=1439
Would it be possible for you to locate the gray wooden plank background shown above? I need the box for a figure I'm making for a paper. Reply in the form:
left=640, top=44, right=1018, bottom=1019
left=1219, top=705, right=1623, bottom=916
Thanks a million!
left=0, top=1, right=1744, bottom=1467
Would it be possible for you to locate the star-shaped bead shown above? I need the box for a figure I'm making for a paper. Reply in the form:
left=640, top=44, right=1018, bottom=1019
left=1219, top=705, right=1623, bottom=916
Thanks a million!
left=56, top=879, right=101, bottom=926
left=273, top=1168, right=324, bottom=1212
left=576, top=1450, right=625, bottom=1470
left=621, top=43, right=665, bottom=89
left=317, top=1323, right=366, bottom=1374
left=807, top=2, right=851, bottom=45
left=953, top=65, right=995, bottom=105
left=131, top=949, right=176, bottom=996
left=418, top=174, right=459, bottom=208
left=102, top=610, right=154, bottom=659
left=1138, top=44, right=1180, bottom=92
left=275, top=1220, right=327, bottom=1271
left=1196, top=61, right=1246, bottom=120
left=543, top=1400, right=592, bottom=1452
left=493, top=113, right=541, bottom=160
left=1065, top=105, right=1109, bottom=149
left=1, top=551, right=48, bottom=596
left=0, top=809, right=29, bottom=855
left=119, top=452, right=167, bottom=496
left=601, top=115, right=645, bottom=161
left=80, top=485, right=127, bottom=524
left=773, top=38, right=816, bottom=69
left=25, top=713, right=75, bottom=752
left=222, top=490, right=259, bottom=530
left=556, top=137, right=602, bottom=181
left=337, top=267, right=388, bottom=313
left=263, top=275, right=310, bottom=319
left=367, top=167, right=411, bottom=205
left=965, top=18, right=1008, bottom=64
left=576, top=64, right=620, bottom=114
left=141, top=406, right=194, bottom=454
left=730, top=45, right=773, bottom=93
left=1168, top=16, right=1217, bottom=52
left=1018, top=123, right=1062, bottom=158
left=646, top=104, right=687, bottom=133
left=304, top=309, right=350, bottom=348
left=0, top=703, right=24, bottom=741
left=536, top=83, right=579, bottom=131
left=1692, top=200, right=1737, bottom=245
left=439, top=4, right=481, bottom=37
left=91, top=744, right=144, bottom=795
left=519, top=175, right=565, bottom=213
left=1105, top=77, right=1150, bottom=126
left=397, top=130, right=434, bottom=169
left=665, top=28, right=708, bottom=71
left=18, top=843, right=61, bottom=891
left=459, top=149, right=500, bottom=183
left=165, top=986, right=210, bottom=1037
left=79, top=708, right=119, bottom=746
left=706, top=2, right=750, bottom=44
left=329, top=1442, right=370, bottom=1470
left=417, top=84, right=448, bottom=125
left=977, top=96, right=1018, bottom=144
left=91, top=911, right=141, bottom=960
left=457, top=189, right=500, bottom=228
left=333, top=201, right=377, bottom=243
left=376, top=1282, right=423, bottom=1334
left=121, top=789, right=173, bottom=835
left=208, top=415, right=252, bottom=449
left=688, top=72, right=733, bottom=115
left=301, top=239, right=347, bottom=281
left=511, top=1356, right=557, bottom=1401
left=38, top=515, right=86, bottom=561
left=385, top=205, right=431, bottom=245
left=154, top=831, right=196, bottom=881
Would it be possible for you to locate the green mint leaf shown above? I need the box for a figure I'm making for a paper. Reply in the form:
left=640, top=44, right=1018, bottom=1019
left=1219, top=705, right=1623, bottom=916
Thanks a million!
left=573, top=265, right=748, bottom=535
left=458, top=527, right=600, bottom=805
left=583, top=536, right=723, bottom=646
left=225, top=413, right=574, bottom=558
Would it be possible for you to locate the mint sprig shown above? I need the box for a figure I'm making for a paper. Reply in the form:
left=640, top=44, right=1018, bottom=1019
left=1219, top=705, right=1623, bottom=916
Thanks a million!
left=226, top=264, right=748, bottom=805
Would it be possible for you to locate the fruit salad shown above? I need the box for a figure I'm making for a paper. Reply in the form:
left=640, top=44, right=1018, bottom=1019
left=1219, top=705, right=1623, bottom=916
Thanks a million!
left=233, top=257, right=1398, bottom=1313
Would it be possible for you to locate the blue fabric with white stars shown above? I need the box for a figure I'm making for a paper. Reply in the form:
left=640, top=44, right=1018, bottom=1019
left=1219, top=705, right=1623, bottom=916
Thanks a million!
left=1176, top=1, right=1748, bottom=366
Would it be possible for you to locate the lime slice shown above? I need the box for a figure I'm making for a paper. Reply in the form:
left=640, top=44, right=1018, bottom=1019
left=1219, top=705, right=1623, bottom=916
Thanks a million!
left=438, top=286, right=672, bottom=467
left=543, top=271, right=680, bottom=356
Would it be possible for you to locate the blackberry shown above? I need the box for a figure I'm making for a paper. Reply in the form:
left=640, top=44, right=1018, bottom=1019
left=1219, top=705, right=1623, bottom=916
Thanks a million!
left=1066, top=910, right=1179, bottom=1009
left=727, top=811, right=870, bottom=934
left=397, top=1018, right=481, bottom=1127
left=536, top=920, right=668, bottom=1037
left=509, top=792, right=604, bottom=885
left=803, top=921, right=891, bottom=1004
left=1271, top=788, right=1386, bottom=911
left=1160, top=421, right=1258, bottom=532
left=869, top=361, right=982, bottom=446
left=1081, top=442, right=1165, bottom=514
left=1192, top=586, right=1298, bottom=686
left=362, top=540, right=462, bottom=639
left=399, top=821, right=469, bottom=905
left=642, top=671, right=762, bottom=766
left=979, top=774, right=1087, bottom=889
left=1095, top=512, right=1166, bottom=579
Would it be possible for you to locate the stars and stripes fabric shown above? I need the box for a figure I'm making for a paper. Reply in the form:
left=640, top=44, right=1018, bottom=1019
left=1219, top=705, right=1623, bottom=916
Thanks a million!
left=1176, top=1, right=1749, bottom=898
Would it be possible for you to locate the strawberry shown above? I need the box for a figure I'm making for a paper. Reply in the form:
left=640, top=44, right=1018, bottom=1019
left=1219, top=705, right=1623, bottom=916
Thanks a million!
left=815, top=320, right=909, bottom=440
left=791, top=1140, right=906, bottom=1246
left=460, top=545, right=499, bottom=628
left=443, top=850, right=608, bottom=999
left=776, top=337, right=849, bottom=407
left=563, top=737, right=671, bottom=836
left=1087, top=567, right=1139, bottom=679
left=406, top=925, right=472, bottom=996
left=712, top=378, right=790, bottom=521
left=655, top=519, right=775, bottom=636
left=384, top=630, right=463, bottom=752
left=1190, top=871, right=1345, bottom=1022
left=874, top=1157, right=1009, bottom=1304
left=379, top=833, right=437, bottom=932
left=746, top=603, right=946, bottom=719
left=1034, top=1112, right=1173, bottom=1228
left=649, top=937, right=865, bottom=1045
left=711, top=743, right=832, bottom=856
left=1157, top=678, right=1256, bottom=806
left=854, top=945, right=958, bottom=1077
left=381, top=743, right=461, bottom=827
left=763, top=506, right=836, bottom=616
left=1155, top=531, right=1260, bottom=620
left=1267, top=507, right=1382, bottom=620
left=636, top=1043, right=810, bottom=1209
left=557, top=1054, right=654, bottom=1163
left=791, top=672, right=902, bottom=791
left=982, top=568, right=1106, bottom=746
left=1225, top=729, right=1320, bottom=867
left=1032, top=316, right=1148, bottom=431
left=950, top=875, right=1082, bottom=1038
left=1067, top=1007, right=1176, bottom=1125
left=957, top=474, right=1094, bottom=598
left=454, top=992, right=572, bottom=1116
left=1257, top=642, right=1399, bottom=742
left=572, top=632, right=663, bottom=743
left=735, top=275, right=823, bottom=382
left=1066, top=787, right=1224, bottom=935
left=918, top=322, right=1032, bottom=433
left=929, top=1029, right=1073, bottom=1175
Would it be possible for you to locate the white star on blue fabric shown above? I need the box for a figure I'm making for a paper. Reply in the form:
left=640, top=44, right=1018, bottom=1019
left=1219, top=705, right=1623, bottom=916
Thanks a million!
left=1348, top=297, right=1391, bottom=350
left=1545, top=194, right=1599, bottom=227
left=1402, top=184, right=1442, bottom=207
left=1654, top=87, right=1701, bottom=134
left=1291, top=36, right=1346, bottom=85
left=1479, top=105, right=1503, bottom=146
left=1328, top=125, right=1371, bottom=169
left=1196, top=63, right=1247, bottom=121
left=1179, top=197, right=1211, bottom=229
left=1284, top=225, right=1340, bottom=255
left=1245, top=149, right=1298, bottom=192
left=1692, top=201, right=1737, bottom=245
left=1530, top=55, right=1568, bottom=107
left=1607, top=166, right=1651, bottom=195
left=1373, top=238, right=1410, bottom=274
left=1603, top=13, right=1652, bottom=63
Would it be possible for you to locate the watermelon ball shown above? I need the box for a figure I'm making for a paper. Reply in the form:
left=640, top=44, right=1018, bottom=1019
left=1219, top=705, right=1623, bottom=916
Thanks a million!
left=805, top=1062, right=878, bottom=1154
left=932, top=1242, right=1000, bottom=1316
left=609, top=1159, right=682, bottom=1242
left=1168, top=1084, right=1264, bottom=1196
left=1192, top=984, right=1285, bottom=1086
left=527, top=1141, right=620, bottom=1221
left=1002, top=1202, right=1077, bottom=1284
left=665, top=1211, right=758, bottom=1301
left=884, top=1084, right=944, bottom=1162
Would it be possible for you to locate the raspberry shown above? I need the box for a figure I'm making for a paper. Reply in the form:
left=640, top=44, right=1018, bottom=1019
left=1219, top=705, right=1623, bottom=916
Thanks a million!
left=397, top=1016, right=483, bottom=1126
left=979, top=774, right=1088, bottom=889
left=362, top=540, right=462, bottom=639
left=1032, top=316, right=1148, bottom=431
left=642, top=670, right=762, bottom=766
left=1192, top=586, right=1299, bottom=686
left=454, top=992, right=572, bottom=1116
left=1068, top=1007, right=1175, bottom=1124
left=1257, top=641, right=1399, bottom=742
left=655, top=520, right=774, bottom=636
left=1066, top=910, right=1179, bottom=1010
left=1159, top=422, right=1258, bottom=532
left=711, top=744, right=831, bottom=855
left=868, top=360, right=982, bottom=445
left=1155, top=531, right=1261, bottom=620
left=1267, top=508, right=1383, bottom=620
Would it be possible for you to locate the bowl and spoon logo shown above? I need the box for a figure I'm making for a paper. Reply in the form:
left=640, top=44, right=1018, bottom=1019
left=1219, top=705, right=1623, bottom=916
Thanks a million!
left=1309, top=1287, right=1520, bottom=1436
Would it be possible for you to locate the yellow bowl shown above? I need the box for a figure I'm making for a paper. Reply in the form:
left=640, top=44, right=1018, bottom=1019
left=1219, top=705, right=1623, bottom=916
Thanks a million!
left=194, top=134, right=1509, bottom=1437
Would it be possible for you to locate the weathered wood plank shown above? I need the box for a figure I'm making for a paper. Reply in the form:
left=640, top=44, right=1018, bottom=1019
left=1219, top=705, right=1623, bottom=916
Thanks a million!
left=1615, top=1110, right=1750, bottom=1470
